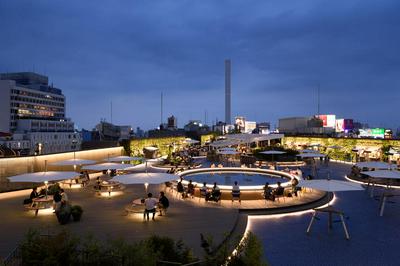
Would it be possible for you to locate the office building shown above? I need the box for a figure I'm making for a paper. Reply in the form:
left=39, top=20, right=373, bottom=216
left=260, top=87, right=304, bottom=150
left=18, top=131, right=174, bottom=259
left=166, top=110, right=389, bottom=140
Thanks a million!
left=0, top=72, right=81, bottom=155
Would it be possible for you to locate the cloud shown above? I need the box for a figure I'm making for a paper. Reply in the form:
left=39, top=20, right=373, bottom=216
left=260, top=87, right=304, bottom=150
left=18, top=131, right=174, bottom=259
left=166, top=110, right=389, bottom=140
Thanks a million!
left=0, top=0, right=399, bottom=130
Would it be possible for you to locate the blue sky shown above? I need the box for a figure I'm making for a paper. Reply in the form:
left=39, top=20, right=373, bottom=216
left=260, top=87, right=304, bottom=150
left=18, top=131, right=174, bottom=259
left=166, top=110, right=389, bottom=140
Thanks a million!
left=0, top=0, right=399, bottom=130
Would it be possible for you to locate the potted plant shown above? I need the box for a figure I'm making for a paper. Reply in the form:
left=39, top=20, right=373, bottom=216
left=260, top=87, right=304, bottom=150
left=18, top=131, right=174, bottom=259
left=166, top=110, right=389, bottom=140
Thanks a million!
left=56, top=203, right=71, bottom=225
left=71, top=205, right=83, bottom=221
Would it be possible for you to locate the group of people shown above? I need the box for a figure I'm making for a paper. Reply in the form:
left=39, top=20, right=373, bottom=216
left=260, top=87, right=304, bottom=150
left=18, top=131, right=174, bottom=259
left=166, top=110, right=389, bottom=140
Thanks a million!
left=142, top=192, right=169, bottom=221
left=27, top=185, right=68, bottom=213
left=263, top=178, right=300, bottom=201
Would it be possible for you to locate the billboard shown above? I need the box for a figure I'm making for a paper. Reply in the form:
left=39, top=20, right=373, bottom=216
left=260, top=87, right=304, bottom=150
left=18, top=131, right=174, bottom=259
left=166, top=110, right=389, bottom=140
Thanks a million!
left=335, top=118, right=354, bottom=132
left=335, top=119, right=344, bottom=132
left=245, top=121, right=257, bottom=134
left=235, top=116, right=246, bottom=132
left=359, top=128, right=385, bottom=139
left=318, top=114, right=336, bottom=128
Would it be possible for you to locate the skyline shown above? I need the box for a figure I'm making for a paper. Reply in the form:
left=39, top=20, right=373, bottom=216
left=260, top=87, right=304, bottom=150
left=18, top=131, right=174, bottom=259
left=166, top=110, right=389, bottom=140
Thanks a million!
left=0, top=0, right=399, bottom=130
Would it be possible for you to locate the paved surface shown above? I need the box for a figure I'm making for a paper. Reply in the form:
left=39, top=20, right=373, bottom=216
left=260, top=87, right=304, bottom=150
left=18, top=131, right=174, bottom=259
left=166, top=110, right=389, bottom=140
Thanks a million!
left=251, top=162, right=400, bottom=266
left=0, top=180, right=239, bottom=260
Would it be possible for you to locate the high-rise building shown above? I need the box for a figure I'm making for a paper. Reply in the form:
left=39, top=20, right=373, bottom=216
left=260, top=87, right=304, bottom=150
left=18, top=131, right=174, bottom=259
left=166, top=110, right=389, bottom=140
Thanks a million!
left=225, top=59, right=231, bottom=125
left=167, top=115, right=177, bottom=130
left=0, top=72, right=81, bottom=155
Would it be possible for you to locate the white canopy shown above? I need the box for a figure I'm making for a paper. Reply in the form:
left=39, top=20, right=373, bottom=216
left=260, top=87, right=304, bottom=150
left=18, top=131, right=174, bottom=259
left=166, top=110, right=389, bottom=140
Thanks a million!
left=7, top=171, right=79, bottom=183
left=219, top=147, right=237, bottom=152
left=210, top=139, right=242, bottom=148
left=297, top=153, right=326, bottom=158
left=360, top=170, right=400, bottom=179
left=144, top=147, right=158, bottom=151
left=50, top=158, right=96, bottom=166
left=111, top=172, right=177, bottom=184
left=82, top=162, right=132, bottom=171
left=355, top=162, right=395, bottom=170
left=105, top=156, right=143, bottom=162
left=298, top=179, right=364, bottom=192
left=182, top=138, right=200, bottom=145
left=328, top=145, right=342, bottom=149
left=299, top=149, right=317, bottom=153
left=225, top=133, right=284, bottom=144
left=218, top=150, right=240, bottom=155
left=260, top=150, right=286, bottom=155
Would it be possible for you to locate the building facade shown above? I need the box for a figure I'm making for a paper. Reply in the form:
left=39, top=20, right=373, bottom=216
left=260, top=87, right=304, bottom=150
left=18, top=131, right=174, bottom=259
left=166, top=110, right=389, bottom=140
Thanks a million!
left=0, top=72, right=81, bottom=155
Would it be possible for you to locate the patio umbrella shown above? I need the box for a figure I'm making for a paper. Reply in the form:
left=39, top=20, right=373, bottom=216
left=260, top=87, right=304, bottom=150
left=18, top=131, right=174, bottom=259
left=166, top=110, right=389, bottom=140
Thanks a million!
left=299, top=149, right=317, bottom=153
left=8, top=171, right=79, bottom=198
left=297, top=153, right=326, bottom=158
left=183, top=138, right=200, bottom=145
left=360, top=170, right=400, bottom=179
left=219, top=147, right=237, bottom=152
left=7, top=171, right=79, bottom=183
left=300, top=179, right=364, bottom=240
left=360, top=170, right=400, bottom=216
left=50, top=159, right=96, bottom=166
left=82, top=162, right=132, bottom=171
left=217, top=150, right=239, bottom=155
left=105, top=156, right=143, bottom=162
left=144, top=146, right=158, bottom=151
left=111, top=172, right=177, bottom=193
left=356, top=162, right=395, bottom=170
left=328, top=145, right=342, bottom=149
left=260, top=150, right=286, bottom=163
left=298, top=179, right=364, bottom=192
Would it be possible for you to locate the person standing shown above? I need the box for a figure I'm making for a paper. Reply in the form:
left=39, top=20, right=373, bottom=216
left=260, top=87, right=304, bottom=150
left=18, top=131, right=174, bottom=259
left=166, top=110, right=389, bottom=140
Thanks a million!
left=144, top=193, right=158, bottom=221
left=158, top=192, right=169, bottom=216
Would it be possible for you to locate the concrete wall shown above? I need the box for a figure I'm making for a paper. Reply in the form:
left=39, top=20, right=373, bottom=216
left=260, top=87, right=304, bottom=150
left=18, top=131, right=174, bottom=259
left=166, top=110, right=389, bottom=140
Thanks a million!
left=0, top=146, right=124, bottom=180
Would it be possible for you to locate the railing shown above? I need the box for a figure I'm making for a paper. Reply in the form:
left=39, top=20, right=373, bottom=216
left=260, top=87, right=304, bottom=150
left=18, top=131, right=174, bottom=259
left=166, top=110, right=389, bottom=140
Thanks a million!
left=2, top=246, right=21, bottom=266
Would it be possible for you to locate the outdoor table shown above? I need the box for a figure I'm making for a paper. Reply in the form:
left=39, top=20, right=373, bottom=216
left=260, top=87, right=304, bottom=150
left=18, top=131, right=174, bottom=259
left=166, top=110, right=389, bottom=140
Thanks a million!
left=378, top=191, right=400, bottom=216
left=98, top=181, right=122, bottom=196
left=125, top=198, right=159, bottom=217
left=306, top=206, right=350, bottom=240
left=30, top=197, right=53, bottom=216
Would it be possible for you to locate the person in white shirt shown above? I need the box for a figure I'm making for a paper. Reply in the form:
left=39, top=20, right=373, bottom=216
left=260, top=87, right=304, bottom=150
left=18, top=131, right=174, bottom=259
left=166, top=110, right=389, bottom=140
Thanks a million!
left=231, top=181, right=241, bottom=202
left=144, top=193, right=158, bottom=221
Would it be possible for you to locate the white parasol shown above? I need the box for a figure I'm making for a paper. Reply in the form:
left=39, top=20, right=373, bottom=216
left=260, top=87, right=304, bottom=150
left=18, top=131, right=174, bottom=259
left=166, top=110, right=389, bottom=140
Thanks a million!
left=259, top=150, right=286, bottom=155
left=299, top=149, right=317, bottom=153
left=360, top=170, right=400, bottom=179
left=105, top=156, right=143, bottom=162
left=82, top=162, right=132, bottom=171
left=7, top=171, right=79, bottom=183
left=144, top=146, right=158, bottom=151
left=183, top=138, right=200, bottom=145
left=111, top=172, right=177, bottom=193
left=298, top=179, right=364, bottom=192
left=297, top=153, right=326, bottom=158
left=356, top=162, right=396, bottom=170
left=50, top=159, right=96, bottom=166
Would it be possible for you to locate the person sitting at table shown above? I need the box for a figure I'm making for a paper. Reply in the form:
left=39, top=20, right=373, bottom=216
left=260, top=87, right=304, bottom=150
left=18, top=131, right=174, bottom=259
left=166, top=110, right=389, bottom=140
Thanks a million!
left=274, top=182, right=285, bottom=197
left=53, top=190, right=62, bottom=212
left=158, top=191, right=169, bottom=216
left=30, top=187, right=39, bottom=200
left=95, top=176, right=102, bottom=190
left=187, top=180, right=195, bottom=197
left=263, top=182, right=275, bottom=201
left=177, top=179, right=186, bottom=198
left=60, top=189, right=68, bottom=204
left=231, top=181, right=241, bottom=202
left=144, top=193, right=158, bottom=221
left=206, top=182, right=221, bottom=202
left=200, top=182, right=208, bottom=199
left=291, top=178, right=299, bottom=196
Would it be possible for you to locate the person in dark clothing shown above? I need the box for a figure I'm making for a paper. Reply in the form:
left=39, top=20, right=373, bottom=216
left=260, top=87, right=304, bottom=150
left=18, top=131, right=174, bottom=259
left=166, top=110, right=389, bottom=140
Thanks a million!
left=274, top=182, right=285, bottom=196
left=177, top=180, right=185, bottom=198
left=187, top=180, right=195, bottom=197
left=30, top=187, right=39, bottom=200
left=158, top=191, right=169, bottom=216
left=263, top=182, right=275, bottom=201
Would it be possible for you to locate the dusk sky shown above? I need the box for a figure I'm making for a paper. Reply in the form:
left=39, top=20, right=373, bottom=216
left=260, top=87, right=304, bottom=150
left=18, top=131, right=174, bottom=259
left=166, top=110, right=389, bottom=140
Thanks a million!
left=0, top=0, right=399, bottom=130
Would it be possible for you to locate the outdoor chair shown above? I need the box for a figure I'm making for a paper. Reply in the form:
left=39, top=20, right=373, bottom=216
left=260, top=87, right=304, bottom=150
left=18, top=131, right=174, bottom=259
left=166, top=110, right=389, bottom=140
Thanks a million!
left=199, top=188, right=208, bottom=202
left=231, top=191, right=241, bottom=203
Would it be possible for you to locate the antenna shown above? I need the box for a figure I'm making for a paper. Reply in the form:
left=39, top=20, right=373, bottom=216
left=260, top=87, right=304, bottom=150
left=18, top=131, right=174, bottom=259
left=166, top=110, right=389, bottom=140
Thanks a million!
left=317, top=84, right=320, bottom=116
left=160, top=92, right=163, bottom=125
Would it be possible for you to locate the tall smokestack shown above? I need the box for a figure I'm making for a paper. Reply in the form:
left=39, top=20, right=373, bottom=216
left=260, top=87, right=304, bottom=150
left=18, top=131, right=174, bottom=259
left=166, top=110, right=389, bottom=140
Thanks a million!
left=225, top=59, right=231, bottom=125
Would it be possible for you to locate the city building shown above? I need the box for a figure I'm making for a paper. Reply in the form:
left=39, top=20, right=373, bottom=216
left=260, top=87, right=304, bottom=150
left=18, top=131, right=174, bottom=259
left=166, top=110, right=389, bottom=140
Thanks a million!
left=254, top=122, right=271, bottom=134
left=225, top=59, right=231, bottom=125
left=278, top=116, right=334, bottom=135
left=94, top=121, right=132, bottom=141
left=0, top=72, right=81, bottom=155
left=167, top=115, right=177, bottom=130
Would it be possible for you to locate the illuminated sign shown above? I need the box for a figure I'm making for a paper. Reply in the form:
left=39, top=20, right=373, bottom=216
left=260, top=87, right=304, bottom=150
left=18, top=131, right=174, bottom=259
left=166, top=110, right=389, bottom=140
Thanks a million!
left=318, top=114, right=336, bottom=128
